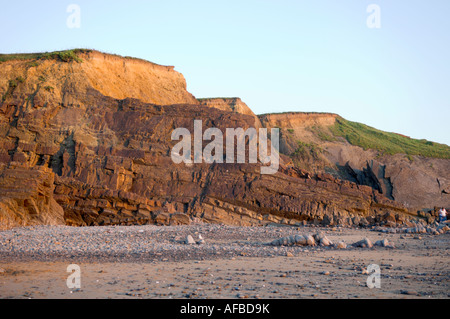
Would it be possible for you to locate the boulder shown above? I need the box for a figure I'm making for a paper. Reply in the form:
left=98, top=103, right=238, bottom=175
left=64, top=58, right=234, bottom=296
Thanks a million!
left=374, top=238, right=394, bottom=248
left=336, top=241, right=347, bottom=249
left=352, top=238, right=373, bottom=249
left=313, top=232, right=332, bottom=246
left=383, top=212, right=396, bottom=224
left=196, top=234, right=205, bottom=245
left=269, top=234, right=315, bottom=246
left=305, top=235, right=316, bottom=246
left=185, top=235, right=196, bottom=245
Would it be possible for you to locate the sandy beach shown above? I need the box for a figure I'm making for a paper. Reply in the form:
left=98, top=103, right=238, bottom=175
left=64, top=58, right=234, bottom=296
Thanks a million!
left=0, top=224, right=448, bottom=299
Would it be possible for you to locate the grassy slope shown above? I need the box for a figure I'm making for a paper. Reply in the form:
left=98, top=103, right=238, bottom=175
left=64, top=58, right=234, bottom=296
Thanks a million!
left=329, top=117, right=450, bottom=159
left=0, top=49, right=169, bottom=67
left=0, top=49, right=91, bottom=63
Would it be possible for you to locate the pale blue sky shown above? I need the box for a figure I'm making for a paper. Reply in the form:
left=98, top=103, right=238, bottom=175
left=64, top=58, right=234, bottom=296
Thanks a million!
left=1, top=1, right=449, bottom=145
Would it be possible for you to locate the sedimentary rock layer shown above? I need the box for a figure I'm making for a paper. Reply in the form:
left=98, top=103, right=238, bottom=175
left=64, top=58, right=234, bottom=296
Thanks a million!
left=0, top=51, right=412, bottom=229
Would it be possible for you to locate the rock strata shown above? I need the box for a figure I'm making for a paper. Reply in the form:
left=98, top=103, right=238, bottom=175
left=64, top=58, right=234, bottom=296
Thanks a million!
left=0, top=50, right=415, bottom=229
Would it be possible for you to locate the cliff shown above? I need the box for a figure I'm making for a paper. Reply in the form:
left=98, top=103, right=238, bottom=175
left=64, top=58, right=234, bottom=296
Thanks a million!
left=198, top=97, right=262, bottom=128
left=259, top=112, right=338, bottom=130
left=259, top=112, right=450, bottom=210
left=0, top=49, right=197, bottom=107
left=0, top=50, right=410, bottom=229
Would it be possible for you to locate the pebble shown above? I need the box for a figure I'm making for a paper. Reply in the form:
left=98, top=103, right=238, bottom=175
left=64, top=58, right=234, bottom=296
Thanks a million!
left=400, top=290, right=418, bottom=296
left=0, top=223, right=443, bottom=268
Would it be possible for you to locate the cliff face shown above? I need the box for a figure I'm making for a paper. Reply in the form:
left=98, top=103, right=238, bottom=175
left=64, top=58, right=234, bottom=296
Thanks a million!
left=259, top=113, right=338, bottom=172
left=0, top=50, right=197, bottom=107
left=259, top=112, right=450, bottom=210
left=198, top=97, right=262, bottom=128
left=259, top=112, right=338, bottom=130
left=0, top=164, right=64, bottom=230
left=0, top=50, right=409, bottom=229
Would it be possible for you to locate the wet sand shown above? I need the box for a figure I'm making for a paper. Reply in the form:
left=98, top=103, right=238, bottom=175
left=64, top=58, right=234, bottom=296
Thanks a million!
left=0, top=224, right=448, bottom=299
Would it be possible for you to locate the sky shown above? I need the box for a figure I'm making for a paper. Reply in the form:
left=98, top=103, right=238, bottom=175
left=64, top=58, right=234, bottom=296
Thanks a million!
left=1, top=0, right=449, bottom=145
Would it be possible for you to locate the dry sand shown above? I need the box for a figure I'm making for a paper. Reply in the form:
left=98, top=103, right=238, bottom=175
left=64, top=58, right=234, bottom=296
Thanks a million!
left=0, top=224, right=448, bottom=299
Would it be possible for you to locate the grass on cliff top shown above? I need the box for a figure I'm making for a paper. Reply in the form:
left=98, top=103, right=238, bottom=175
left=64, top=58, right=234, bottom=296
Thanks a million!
left=330, top=117, right=450, bottom=159
left=0, top=49, right=172, bottom=68
left=0, top=49, right=91, bottom=63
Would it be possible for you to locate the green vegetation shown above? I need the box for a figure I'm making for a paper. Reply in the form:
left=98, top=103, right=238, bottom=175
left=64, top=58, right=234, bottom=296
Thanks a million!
left=38, top=76, right=46, bottom=82
left=0, top=49, right=169, bottom=68
left=292, top=141, right=323, bottom=161
left=329, top=117, right=450, bottom=159
left=0, top=53, right=41, bottom=63
left=2, top=76, right=24, bottom=101
left=0, top=49, right=90, bottom=63
left=49, top=50, right=83, bottom=62
left=309, top=125, right=337, bottom=142
left=27, top=61, right=40, bottom=68
left=287, top=128, right=294, bottom=134
left=44, top=85, right=54, bottom=93
left=8, top=79, right=18, bottom=89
